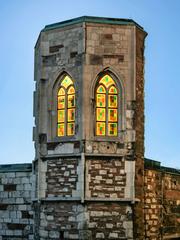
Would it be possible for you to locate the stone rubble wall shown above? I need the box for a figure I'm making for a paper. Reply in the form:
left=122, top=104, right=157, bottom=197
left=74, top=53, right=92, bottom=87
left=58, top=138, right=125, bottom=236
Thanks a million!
left=0, top=164, right=33, bottom=240
left=46, top=158, right=80, bottom=198
left=87, top=203, right=133, bottom=239
left=133, top=27, right=146, bottom=240
left=35, top=201, right=133, bottom=240
left=86, top=158, right=126, bottom=199
left=144, top=160, right=180, bottom=240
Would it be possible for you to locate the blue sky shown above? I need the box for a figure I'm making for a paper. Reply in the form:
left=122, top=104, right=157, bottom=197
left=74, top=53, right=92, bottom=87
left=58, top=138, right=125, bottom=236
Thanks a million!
left=0, top=0, right=179, bottom=168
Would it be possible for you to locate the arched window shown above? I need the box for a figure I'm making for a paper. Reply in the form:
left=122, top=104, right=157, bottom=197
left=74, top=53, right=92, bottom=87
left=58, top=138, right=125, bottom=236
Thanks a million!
left=57, top=75, right=75, bottom=137
left=96, top=74, right=118, bottom=136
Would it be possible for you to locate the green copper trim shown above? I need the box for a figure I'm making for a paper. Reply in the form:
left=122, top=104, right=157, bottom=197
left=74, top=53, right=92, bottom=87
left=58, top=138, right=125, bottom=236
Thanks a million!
left=42, top=16, right=145, bottom=32
left=0, top=163, right=32, bottom=172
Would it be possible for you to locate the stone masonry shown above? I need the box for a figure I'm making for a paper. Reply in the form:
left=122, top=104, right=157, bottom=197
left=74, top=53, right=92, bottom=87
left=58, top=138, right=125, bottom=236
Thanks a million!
left=144, top=159, right=180, bottom=240
left=0, top=16, right=179, bottom=240
left=33, top=16, right=145, bottom=239
left=0, top=164, right=33, bottom=240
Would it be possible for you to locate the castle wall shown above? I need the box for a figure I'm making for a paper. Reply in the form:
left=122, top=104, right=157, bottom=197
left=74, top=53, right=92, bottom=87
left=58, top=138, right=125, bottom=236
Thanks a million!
left=144, top=159, right=180, bottom=240
left=36, top=201, right=132, bottom=239
left=0, top=164, right=34, bottom=240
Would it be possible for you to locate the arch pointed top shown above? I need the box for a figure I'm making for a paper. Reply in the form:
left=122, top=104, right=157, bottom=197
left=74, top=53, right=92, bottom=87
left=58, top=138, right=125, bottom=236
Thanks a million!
left=99, top=74, right=115, bottom=88
left=61, top=75, right=73, bottom=89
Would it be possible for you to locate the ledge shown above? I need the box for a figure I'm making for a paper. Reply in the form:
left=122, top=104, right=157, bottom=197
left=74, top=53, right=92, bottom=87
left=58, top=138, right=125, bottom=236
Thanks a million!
left=32, top=197, right=81, bottom=202
left=85, top=153, right=125, bottom=158
left=42, top=153, right=81, bottom=160
left=32, top=197, right=139, bottom=203
left=85, top=197, right=139, bottom=203
left=42, top=152, right=129, bottom=160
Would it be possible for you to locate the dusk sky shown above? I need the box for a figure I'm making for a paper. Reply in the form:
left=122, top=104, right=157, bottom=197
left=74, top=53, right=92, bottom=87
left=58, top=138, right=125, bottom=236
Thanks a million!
left=0, top=0, right=179, bottom=168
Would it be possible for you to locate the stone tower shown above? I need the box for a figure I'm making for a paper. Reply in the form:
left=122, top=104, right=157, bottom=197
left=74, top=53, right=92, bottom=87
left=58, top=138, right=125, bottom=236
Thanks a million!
left=33, top=16, right=147, bottom=239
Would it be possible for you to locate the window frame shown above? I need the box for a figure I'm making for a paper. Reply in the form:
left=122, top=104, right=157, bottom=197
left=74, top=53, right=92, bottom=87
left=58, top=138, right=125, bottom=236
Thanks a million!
left=56, top=74, right=76, bottom=138
left=93, top=71, right=124, bottom=140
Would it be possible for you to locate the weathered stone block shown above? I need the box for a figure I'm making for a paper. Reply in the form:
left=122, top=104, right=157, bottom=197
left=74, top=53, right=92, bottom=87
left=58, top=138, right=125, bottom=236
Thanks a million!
left=49, top=230, right=60, bottom=239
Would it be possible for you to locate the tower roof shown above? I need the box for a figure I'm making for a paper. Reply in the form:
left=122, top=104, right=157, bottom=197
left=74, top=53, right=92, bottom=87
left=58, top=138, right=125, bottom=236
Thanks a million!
left=43, top=16, right=145, bottom=32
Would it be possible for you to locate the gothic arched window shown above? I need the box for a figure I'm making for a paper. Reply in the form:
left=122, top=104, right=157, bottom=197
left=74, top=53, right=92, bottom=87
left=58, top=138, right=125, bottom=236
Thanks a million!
left=57, top=75, right=75, bottom=137
left=96, top=74, right=118, bottom=136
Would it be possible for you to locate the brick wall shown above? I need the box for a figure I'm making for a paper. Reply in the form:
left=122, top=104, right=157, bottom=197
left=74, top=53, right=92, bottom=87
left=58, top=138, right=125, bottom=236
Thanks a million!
left=35, top=201, right=133, bottom=239
left=0, top=164, right=33, bottom=240
left=86, top=158, right=126, bottom=199
left=87, top=203, right=133, bottom=239
left=36, top=202, right=84, bottom=239
left=46, top=158, right=79, bottom=198
left=144, top=159, right=180, bottom=239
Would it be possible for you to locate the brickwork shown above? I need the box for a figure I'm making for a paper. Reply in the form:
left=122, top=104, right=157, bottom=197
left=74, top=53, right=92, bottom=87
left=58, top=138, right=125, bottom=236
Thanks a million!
left=0, top=165, right=33, bottom=240
left=144, top=169, right=162, bottom=239
left=87, top=203, right=133, bottom=239
left=36, top=202, right=85, bottom=239
left=35, top=202, right=133, bottom=239
left=144, top=160, right=180, bottom=239
left=86, top=158, right=126, bottom=199
left=46, top=158, right=79, bottom=198
left=133, top=27, right=146, bottom=240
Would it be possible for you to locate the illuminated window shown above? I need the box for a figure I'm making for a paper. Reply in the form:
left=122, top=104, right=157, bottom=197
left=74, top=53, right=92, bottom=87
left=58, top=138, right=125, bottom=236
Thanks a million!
left=96, top=74, right=118, bottom=136
left=57, top=75, right=75, bottom=137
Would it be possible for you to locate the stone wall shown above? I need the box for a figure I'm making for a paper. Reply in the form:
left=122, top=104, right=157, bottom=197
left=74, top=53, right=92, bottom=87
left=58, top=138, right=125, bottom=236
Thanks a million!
left=35, top=201, right=133, bottom=240
left=46, top=158, right=80, bottom=198
left=87, top=203, right=133, bottom=239
left=144, top=159, right=180, bottom=239
left=33, top=18, right=139, bottom=240
left=133, top=26, right=146, bottom=240
left=0, top=164, right=33, bottom=240
left=86, top=158, right=126, bottom=199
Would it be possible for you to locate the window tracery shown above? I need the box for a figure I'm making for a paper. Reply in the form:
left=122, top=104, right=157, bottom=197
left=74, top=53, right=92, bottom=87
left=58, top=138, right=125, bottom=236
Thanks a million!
left=57, top=75, right=75, bottom=137
left=96, top=74, right=118, bottom=136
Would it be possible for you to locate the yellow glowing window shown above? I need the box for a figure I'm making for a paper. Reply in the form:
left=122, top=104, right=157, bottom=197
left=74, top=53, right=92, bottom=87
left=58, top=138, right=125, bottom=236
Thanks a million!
left=96, top=108, right=106, bottom=121
left=108, top=95, right=117, bottom=108
left=108, top=123, right=117, bottom=136
left=57, top=75, right=75, bottom=136
left=108, top=109, right=117, bottom=122
left=99, top=75, right=115, bottom=88
left=58, top=87, right=65, bottom=96
left=96, top=122, right=106, bottom=136
left=68, top=95, right=75, bottom=108
left=97, top=85, right=106, bottom=93
left=109, top=86, right=117, bottom=94
left=67, top=123, right=75, bottom=136
left=58, top=123, right=65, bottom=137
left=61, top=76, right=73, bottom=89
left=58, top=110, right=65, bottom=123
left=96, top=94, right=106, bottom=107
left=96, top=74, right=118, bottom=136
left=58, top=96, right=65, bottom=109
left=68, top=86, right=75, bottom=94
left=68, top=109, right=75, bottom=122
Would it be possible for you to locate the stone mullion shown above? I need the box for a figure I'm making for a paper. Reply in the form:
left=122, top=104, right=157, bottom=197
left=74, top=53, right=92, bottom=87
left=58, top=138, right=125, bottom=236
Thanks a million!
left=65, top=89, right=68, bottom=136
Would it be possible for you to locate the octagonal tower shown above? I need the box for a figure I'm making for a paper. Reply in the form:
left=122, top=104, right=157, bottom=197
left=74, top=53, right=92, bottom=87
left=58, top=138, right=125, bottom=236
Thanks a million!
left=33, top=16, right=147, bottom=240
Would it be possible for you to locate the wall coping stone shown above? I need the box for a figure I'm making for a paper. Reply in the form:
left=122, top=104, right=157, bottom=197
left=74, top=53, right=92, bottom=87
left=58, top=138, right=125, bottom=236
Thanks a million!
left=43, top=16, right=146, bottom=32
left=145, top=158, right=180, bottom=175
left=0, top=163, right=32, bottom=172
